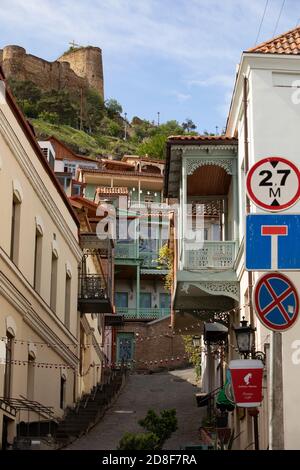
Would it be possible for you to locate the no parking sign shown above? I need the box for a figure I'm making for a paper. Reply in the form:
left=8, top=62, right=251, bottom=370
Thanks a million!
left=253, top=273, right=299, bottom=331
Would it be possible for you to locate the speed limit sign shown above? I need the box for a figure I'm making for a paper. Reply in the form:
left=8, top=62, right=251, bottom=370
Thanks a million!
left=246, top=157, right=300, bottom=211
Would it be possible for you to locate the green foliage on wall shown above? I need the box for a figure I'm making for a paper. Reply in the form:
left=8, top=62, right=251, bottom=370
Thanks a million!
left=158, top=244, right=173, bottom=291
left=182, top=336, right=201, bottom=380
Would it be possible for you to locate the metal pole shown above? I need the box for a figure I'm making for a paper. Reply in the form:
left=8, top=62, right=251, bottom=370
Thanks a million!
left=271, top=331, right=284, bottom=449
left=253, top=412, right=259, bottom=450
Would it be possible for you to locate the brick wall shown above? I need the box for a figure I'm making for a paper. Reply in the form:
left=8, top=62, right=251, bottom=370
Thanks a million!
left=116, top=316, right=190, bottom=372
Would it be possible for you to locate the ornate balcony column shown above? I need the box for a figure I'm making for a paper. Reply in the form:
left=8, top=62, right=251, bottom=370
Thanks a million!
left=232, top=159, right=239, bottom=245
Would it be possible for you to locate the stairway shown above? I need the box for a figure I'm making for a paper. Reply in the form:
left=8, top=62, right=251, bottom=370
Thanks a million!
left=54, top=368, right=126, bottom=447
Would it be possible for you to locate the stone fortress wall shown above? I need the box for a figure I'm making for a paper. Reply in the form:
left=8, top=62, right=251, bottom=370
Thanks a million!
left=0, top=45, right=104, bottom=97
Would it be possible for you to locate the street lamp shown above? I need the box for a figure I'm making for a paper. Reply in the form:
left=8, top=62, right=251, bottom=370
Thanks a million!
left=233, top=317, right=255, bottom=358
left=234, top=317, right=266, bottom=363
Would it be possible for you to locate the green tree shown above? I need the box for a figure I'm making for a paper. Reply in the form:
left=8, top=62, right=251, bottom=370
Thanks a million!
left=139, top=409, right=178, bottom=447
left=8, top=79, right=41, bottom=104
left=37, top=90, right=78, bottom=126
left=38, top=111, right=59, bottom=124
left=157, top=120, right=185, bottom=136
left=182, top=118, right=197, bottom=132
left=84, top=89, right=105, bottom=132
left=137, top=134, right=167, bottom=160
left=105, top=98, right=123, bottom=118
left=118, top=432, right=160, bottom=450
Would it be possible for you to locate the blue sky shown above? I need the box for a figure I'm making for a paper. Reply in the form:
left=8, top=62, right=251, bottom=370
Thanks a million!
left=0, top=0, right=299, bottom=133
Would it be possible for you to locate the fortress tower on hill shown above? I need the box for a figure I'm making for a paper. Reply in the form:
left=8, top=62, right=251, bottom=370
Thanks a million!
left=0, top=45, right=104, bottom=98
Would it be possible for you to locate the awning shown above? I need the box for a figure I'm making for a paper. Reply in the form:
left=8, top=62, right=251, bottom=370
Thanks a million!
left=216, top=370, right=235, bottom=411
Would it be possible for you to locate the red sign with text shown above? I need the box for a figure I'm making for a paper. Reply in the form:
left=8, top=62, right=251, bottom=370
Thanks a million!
left=229, top=360, right=264, bottom=407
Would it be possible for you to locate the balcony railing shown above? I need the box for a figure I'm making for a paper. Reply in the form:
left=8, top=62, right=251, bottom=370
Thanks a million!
left=115, top=243, right=137, bottom=259
left=185, top=241, right=236, bottom=269
left=115, top=243, right=167, bottom=270
left=139, top=251, right=160, bottom=268
left=115, top=307, right=170, bottom=320
left=78, top=274, right=112, bottom=313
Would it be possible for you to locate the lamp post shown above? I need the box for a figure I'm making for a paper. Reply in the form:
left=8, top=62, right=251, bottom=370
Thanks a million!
left=233, top=317, right=255, bottom=359
left=233, top=317, right=265, bottom=362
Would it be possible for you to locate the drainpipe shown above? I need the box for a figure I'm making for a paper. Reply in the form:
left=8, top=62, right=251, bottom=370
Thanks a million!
left=243, top=76, right=254, bottom=329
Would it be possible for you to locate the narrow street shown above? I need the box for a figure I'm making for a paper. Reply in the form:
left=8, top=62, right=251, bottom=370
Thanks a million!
left=66, top=368, right=204, bottom=450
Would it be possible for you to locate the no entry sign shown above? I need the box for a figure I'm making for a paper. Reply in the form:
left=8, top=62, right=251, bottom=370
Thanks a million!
left=253, top=273, right=299, bottom=331
left=229, top=360, right=264, bottom=407
left=246, top=157, right=300, bottom=211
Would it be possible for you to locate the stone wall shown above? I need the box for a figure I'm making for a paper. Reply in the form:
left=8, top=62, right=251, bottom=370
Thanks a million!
left=0, top=45, right=104, bottom=98
left=116, top=317, right=189, bottom=372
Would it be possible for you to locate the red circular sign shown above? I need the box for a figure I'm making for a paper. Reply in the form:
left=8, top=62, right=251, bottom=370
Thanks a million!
left=246, top=157, right=300, bottom=211
left=254, top=273, right=299, bottom=331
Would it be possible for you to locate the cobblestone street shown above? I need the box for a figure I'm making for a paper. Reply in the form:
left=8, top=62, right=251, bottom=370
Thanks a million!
left=66, top=368, right=204, bottom=450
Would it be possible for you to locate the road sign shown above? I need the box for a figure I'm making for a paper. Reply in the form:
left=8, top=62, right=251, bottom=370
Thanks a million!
left=246, top=157, right=300, bottom=212
left=253, top=273, right=299, bottom=331
left=246, top=214, right=300, bottom=271
left=229, top=360, right=264, bottom=407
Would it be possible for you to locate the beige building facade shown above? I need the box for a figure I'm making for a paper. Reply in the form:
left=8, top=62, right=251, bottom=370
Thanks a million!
left=0, top=75, right=83, bottom=448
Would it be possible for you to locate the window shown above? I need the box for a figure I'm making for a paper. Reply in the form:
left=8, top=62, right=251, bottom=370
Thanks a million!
left=140, top=292, right=151, bottom=308
left=65, top=273, right=71, bottom=329
left=115, top=292, right=128, bottom=308
left=64, top=162, right=77, bottom=177
left=159, top=293, right=171, bottom=309
left=48, top=150, right=55, bottom=170
left=50, top=253, right=58, bottom=313
left=3, top=333, right=13, bottom=399
left=60, top=376, right=66, bottom=409
left=71, top=184, right=81, bottom=196
left=27, top=354, right=35, bottom=401
left=33, top=229, right=43, bottom=293
left=56, top=175, right=72, bottom=193
left=10, top=196, right=21, bottom=264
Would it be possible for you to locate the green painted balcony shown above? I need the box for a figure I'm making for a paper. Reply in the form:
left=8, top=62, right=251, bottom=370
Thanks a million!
left=115, top=307, right=170, bottom=320
left=115, top=242, right=138, bottom=259
left=115, top=243, right=167, bottom=269
left=184, top=241, right=236, bottom=269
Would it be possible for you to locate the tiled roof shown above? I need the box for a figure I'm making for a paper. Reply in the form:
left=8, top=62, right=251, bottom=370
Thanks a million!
left=168, top=135, right=237, bottom=143
left=249, top=26, right=300, bottom=54
left=79, top=168, right=163, bottom=178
